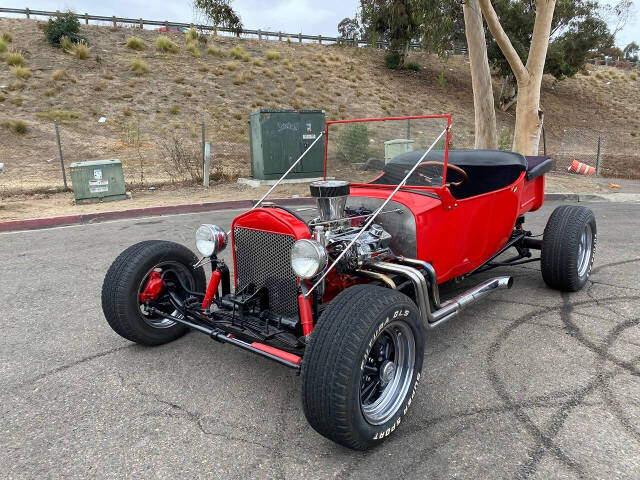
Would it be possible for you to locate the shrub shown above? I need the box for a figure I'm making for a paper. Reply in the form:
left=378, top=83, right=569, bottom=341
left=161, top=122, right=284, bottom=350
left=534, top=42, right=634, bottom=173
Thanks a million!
left=407, top=62, right=420, bottom=71
left=207, top=45, right=225, bottom=56
left=186, top=28, right=198, bottom=42
left=295, top=87, right=306, bottom=96
left=43, top=11, right=84, bottom=47
left=253, top=58, right=263, bottom=67
left=50, top=69, right=68, bottom=81
left=186, top=42, right=202, bottom=57
left=156, top=36, right=178, bottom=53
left=337, top=123, right=370, bottom=163
left=10, top=96, right=23, bottom=106
left=129, top=59, right=150, bottom=76
left=12, top=66, right=31, bottom=80
left=1, top=32, right=12, bottom=43
left=0, top=39, right=7, bottom=54
left=2, top=119, right=27, bottom=133
left=230, top=45, right=249, bottom=61
left=497, top=127, right=513, bottom=150
left=265, top=50, right=281, bottom=61
left=126, top=36, right=145, bottom=51
left=174, top=76, right=185, bottom=84
left=224, top=61, right=239, bottom=71
left=123, top=108, right=132, bottom=117
left=101, top=72, right=114, bottom=80
left=168, top=105, right=179, bottom=115
left=71, top=41, right=89, bottom=59
left=232, top=74, right=245, bottom=85
left=0, top=94, right=4, bottom=102
left=384, top=51, right=401, bottom=70
left=161, top=136, right=202, bottom=183
left=631, top=73, right=638, bottom=81
left=6, top=52, right=25, bottom=67
left=36, top=109, right=80, bottom=123
left=292, top=98, right=302, bottom=109
left=60, top=35, right=73, bottom=51
left=198, top=64, right=209, bottom=72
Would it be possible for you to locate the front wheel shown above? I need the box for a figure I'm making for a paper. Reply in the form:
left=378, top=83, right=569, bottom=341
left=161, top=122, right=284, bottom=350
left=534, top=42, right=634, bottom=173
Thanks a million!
left=301, top=285, right=424, bottom=450
left=541, top=205, right=597, bottom=291
left=101, top=240, right=206, bottom=346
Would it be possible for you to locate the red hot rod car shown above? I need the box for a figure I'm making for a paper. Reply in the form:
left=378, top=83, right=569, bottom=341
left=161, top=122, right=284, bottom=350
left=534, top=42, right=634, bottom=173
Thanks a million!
left=102, top=115, right=596, bottom=449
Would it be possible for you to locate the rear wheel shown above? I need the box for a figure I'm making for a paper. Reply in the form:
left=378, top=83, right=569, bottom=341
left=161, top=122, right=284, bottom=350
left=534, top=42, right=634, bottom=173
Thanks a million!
left=101, top=240, right=206, bottom=345
left=301, top=285, right=424, bottom=450
left=541, top=205, right=597, bottom=291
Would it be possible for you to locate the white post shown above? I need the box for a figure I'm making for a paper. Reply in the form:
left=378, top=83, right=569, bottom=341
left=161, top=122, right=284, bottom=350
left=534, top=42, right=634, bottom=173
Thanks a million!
left=203, top=142, right=211, bottom=187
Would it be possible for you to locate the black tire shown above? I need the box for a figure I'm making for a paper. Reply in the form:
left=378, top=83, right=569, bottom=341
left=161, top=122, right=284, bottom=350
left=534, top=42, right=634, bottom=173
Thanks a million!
left=541, top=205, right=597, bottom=292
left=301, top=284, right=424, bottom=450
left=101, top=240, right=206, bottom=346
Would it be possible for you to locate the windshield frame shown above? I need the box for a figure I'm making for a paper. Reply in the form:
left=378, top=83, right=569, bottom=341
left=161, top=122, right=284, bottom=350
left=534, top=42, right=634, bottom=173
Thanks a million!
left=323, top=114, right=452, bottom=192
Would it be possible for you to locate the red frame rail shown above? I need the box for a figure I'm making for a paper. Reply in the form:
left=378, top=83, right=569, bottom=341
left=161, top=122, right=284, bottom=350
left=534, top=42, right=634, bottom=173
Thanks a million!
left=323, top=114, right=452, bottom=190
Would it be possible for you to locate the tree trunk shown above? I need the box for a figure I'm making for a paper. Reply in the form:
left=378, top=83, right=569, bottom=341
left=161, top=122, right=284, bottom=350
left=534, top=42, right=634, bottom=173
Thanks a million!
left=498, top=73, right=517, bottom=111
left=477, top=0, right=556, bottom=156
left=463, top=0, right=497, bottom=149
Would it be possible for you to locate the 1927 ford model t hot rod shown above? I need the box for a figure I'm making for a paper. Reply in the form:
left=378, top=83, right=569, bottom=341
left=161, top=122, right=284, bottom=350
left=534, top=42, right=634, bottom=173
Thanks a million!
left=102, top=115, right=596, bottom=449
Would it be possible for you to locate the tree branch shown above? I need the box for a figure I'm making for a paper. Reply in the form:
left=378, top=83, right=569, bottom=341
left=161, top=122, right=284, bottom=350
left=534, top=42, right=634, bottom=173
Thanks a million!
left=526, top=0, right=557, bottom=78
left=477, top=0, right=529, bottom=82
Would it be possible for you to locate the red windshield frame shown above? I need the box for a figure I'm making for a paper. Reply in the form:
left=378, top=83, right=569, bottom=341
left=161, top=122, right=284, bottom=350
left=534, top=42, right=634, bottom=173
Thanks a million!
left=323, top=114, right=452, bottom=191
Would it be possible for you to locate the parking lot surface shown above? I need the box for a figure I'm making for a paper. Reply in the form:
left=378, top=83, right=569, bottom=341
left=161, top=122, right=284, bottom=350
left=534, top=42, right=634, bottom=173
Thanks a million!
left=1, top=201, right=639, bottom=479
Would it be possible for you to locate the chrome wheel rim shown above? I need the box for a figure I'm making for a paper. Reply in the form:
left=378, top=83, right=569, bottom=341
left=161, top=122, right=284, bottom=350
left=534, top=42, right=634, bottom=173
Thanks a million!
left=360, top=321, right=416, bottom=425
left=577, top=223, right=593, bottom=277
left=137, top=261, right=194, bottom=329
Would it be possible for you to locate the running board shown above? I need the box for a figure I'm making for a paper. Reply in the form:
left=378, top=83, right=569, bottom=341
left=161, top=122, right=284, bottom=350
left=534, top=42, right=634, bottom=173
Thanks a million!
left=367, top=260, right=512, bottom=329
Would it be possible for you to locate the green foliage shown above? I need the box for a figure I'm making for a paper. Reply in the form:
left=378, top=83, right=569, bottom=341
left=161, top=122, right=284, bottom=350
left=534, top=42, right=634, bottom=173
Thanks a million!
left=60, top=36, right=73, bottom=51
left=12, top=66, right=31, bottom=80
left=156, top=36, right=179, bottom=53
left=497, top=127, right=513, bottom=151
left=438, top=71, right=446, bottom=87
left=6, top=52, right=25, bottom=67
left=71, top=41, right=89, bottom=59
left=129, top=59, right=150, bottom=75
left=0, top=39, right=7, bottom=54
left=186, top=42, right=202, bottom=57
left=230, top=45, right=249, bottom=61
left=265, top=50, right=281, bottom=61
left=623, top=41, right=639, bottom=62
left=42, top=10, right=84, bottom=47
left=338, top=17, right=360, bottom=42
left=407, top=61, right=420, bottom=71
left=1, top=32, right=12, bottom=43
left=126, top=36, right=146, bottom=51
left=207, top=45, right=225, bottom=56
left=186, top=28, right=198, bottom=42
left=384, top=51, right=401, bottom=69
left=194, top=0, right=243, bottom=33
left=36, top=109, right=80, bottom=123
left=2, top=119, right=27, bottom=134
left=336, top=123, right=370, bottom=163
left=360, top=0, right=417, bottom=67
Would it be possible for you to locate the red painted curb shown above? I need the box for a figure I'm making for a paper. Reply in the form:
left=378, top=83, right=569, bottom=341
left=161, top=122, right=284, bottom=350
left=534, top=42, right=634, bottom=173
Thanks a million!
left=0, top=197, right=315, bottom=233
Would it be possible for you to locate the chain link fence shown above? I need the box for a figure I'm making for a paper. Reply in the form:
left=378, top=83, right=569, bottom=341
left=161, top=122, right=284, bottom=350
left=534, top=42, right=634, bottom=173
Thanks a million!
left=555, top=127, right=606, bottom=175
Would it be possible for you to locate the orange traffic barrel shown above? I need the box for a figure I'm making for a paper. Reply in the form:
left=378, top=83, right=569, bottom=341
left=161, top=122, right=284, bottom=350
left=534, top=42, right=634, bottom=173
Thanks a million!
left=568, top=159, right=595, bottom=175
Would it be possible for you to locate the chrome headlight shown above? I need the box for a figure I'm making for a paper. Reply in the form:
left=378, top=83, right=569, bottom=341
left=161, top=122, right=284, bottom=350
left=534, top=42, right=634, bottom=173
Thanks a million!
left=195, top=224, right=227, bottom=257
left=291, top=239, right=328, bottom=279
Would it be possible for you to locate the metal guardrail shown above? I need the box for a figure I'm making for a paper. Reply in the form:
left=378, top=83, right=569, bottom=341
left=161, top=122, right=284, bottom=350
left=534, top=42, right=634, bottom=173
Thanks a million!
left=0, top=6, right=465, bottom=52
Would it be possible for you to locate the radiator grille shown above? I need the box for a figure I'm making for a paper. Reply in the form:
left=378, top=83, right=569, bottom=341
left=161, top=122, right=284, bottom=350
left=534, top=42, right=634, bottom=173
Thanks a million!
left=233, top=227, right=298, bottom=317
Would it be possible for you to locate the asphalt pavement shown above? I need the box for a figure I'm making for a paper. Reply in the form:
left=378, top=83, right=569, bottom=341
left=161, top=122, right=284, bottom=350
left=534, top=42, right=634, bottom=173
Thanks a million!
left=1, top=201, right=639, bottom=479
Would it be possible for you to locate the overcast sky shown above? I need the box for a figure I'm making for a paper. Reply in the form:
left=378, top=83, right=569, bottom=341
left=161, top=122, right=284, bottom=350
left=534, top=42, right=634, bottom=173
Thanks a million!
left=3, top=0, right=638, bottom=47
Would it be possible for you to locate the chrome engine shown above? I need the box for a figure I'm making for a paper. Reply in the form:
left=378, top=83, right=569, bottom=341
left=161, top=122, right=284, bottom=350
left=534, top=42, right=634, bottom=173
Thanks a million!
left=308, top=180, right=394, bottom=270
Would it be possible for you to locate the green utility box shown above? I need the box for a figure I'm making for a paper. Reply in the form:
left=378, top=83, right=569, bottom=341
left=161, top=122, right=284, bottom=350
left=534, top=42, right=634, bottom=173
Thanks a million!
left=69, top=159, right=127, bottom=204
left=384, top=139, right=415, bottom=163
left=249, top=110, right=325, bottom=180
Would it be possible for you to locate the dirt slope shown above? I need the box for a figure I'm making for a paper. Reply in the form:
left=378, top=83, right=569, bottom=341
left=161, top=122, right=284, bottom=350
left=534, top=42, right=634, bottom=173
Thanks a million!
left=0, top=17, right=639, bottom=196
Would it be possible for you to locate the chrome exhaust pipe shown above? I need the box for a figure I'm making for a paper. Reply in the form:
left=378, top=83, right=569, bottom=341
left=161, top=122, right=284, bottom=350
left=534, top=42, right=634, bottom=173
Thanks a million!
left=367, top=260, right=512, bottom=329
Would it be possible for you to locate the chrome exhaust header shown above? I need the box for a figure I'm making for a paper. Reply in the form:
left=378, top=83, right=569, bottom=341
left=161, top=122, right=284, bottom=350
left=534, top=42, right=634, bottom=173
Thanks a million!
left=367, top=260, right=512, bottom=329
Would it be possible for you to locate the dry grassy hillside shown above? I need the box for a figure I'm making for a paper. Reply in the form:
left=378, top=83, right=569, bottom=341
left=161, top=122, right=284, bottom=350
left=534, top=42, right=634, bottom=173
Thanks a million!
left=0, top=17, right=639, bottom=195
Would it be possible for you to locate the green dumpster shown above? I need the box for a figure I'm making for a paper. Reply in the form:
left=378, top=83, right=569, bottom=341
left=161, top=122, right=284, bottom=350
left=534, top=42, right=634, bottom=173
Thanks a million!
left=249, top=110, right=325, bottom=180
left=69, top=159, right=127, bottom=204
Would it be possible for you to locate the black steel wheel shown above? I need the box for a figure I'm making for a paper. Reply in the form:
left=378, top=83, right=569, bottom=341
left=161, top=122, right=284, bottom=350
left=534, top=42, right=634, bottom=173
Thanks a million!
left=101, top=240, right=206, bottom=345
left=541, top=205, right=597, bottom=291
left=301, top=284, right=424, bottom=450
